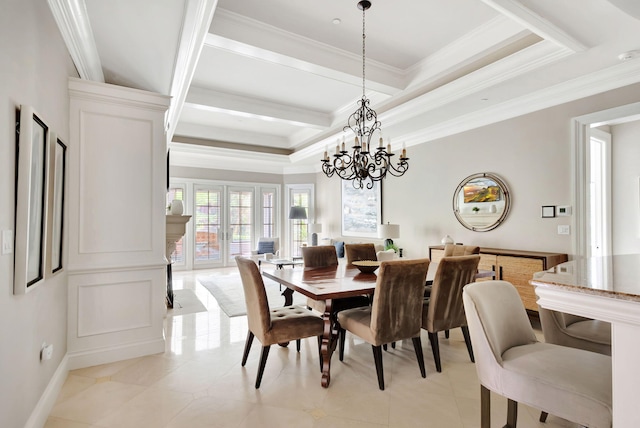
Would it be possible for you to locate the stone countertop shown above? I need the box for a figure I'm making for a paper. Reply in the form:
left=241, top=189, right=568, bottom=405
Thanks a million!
left=530, top=254, right=640, bottom=302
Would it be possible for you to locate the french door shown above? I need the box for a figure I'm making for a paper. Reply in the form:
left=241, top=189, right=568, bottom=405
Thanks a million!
left=194, top=185, right=254, bottom=268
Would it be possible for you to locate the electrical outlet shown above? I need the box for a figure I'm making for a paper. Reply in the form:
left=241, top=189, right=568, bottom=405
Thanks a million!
left=2, top=230, right=13, bottom=255
left=558, top=225, right=570, bottom=235
left=40, top=342, right=53, bottom=361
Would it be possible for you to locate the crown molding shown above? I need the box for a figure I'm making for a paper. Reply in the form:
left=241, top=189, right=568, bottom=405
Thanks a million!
left=47, top=0, right=104, bottom=82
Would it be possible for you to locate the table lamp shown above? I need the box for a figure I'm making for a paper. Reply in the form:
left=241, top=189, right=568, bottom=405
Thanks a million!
left=378, top=222, right=400, bottom=249
left=308, top=223, right=322, bottom=246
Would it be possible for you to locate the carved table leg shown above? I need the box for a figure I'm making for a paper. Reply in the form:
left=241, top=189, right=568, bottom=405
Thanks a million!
left=321, top=299, right=334, bottom=388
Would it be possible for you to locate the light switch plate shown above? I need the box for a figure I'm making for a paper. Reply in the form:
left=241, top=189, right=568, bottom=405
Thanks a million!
left=2, top=230, right=13, bottom=255
left=558, top=225, right=570, bottom=235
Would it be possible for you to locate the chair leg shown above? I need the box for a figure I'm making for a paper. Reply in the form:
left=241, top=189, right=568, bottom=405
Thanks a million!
left=411, top=336, right=426, bottom=378
left=255, top=345, right=271, bottom=389
left=480, top=385, right=490, bottom=428
left=445, top=330, right=450, bottom=339
left=241, top=331, right=254, bottom=366
left=506, top=398, right=518, bottom=428
left=539, top=411, right=548, bottom=422
left=391, top=341, right=396, bottom=349
left=372, top=345, right=385, bottom=390
left=317, top=335, right=323, bottom=372
left=338, top=328, right=346, bottom=361
left=296, top=339, right=301, bottom=352
left=461, top=325, right=475, bottom=363
left=428, top=331, right=442, bottom=372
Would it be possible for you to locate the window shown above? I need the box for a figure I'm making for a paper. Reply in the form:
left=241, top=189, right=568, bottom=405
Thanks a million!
left=288, top=186, right=313, bottom=258
left=261, top=188, right=277, bottom=238
left=228, top=188, right=253, bottom=260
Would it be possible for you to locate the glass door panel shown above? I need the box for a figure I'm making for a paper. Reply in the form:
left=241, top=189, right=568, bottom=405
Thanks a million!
left=228, top=187, right=253, bottom=264
left=194, top=186, right=224, bottom=267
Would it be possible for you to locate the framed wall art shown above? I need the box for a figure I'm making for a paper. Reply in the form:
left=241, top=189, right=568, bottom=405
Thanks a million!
left=14, top=105, right=49, bottom=294
left=341, top=180, right=382, bottom=238
left=46, top=133, right=67, bottom=275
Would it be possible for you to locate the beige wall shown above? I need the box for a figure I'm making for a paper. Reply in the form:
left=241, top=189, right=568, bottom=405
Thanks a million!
left=611, top=120, right=640, bottom=254
left=316, top=83, right=640, bottom=260
left=0, top=0, right=78, bottom=426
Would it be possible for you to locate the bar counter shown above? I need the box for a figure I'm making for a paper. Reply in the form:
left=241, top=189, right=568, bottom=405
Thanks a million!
left=531, top=254, right=640, bottom=427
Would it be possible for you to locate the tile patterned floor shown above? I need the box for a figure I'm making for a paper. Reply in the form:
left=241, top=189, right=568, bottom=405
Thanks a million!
left=45, top=268, right=581, bottom=428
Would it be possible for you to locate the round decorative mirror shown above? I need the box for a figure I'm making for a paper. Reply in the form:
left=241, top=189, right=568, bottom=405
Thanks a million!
left=453, top=173, right=510, bottom=232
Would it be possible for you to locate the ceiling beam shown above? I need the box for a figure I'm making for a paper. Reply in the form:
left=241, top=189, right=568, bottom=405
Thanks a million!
left=186, top=86, right=332, bottom=128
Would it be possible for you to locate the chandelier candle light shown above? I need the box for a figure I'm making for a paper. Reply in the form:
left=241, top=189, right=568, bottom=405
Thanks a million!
left=321, top=0, right=409, bottom=189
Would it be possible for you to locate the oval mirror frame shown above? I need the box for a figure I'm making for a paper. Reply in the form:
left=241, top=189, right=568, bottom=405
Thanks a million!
left=452, top=172, right=510, bottom=232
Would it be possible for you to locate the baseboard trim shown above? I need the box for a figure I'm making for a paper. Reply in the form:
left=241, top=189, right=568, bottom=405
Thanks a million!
left=67, top=337, right=166, bottom=371
left=24, top=354, right=69, bottom=428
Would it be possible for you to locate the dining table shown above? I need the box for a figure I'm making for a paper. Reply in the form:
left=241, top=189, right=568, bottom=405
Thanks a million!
left=262, top=261, right=495, bottom=388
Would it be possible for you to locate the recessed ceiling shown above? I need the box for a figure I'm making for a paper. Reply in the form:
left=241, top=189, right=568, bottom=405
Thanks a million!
left=51, top=0, right=640, bottom=173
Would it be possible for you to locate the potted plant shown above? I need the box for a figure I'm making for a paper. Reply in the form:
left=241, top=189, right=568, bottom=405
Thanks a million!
left=472, top=207, right=480, bottom=213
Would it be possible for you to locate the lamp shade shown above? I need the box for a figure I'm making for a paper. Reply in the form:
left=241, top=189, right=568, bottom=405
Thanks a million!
left=288, top=206, right=307, bottom=220
left=378, top=223, right=400, bottom=239
left=308, top=223, right=322, bottom=233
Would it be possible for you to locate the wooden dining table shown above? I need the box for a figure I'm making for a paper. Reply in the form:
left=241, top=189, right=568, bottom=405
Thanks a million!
left=262, top=261, right=495, bottom=388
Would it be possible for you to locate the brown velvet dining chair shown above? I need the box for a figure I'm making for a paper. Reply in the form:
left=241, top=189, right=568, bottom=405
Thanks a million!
left=236, top=256, right=324, bottom=388
left=301, top=246, right=370, bottom=315
left=337, top=258, right=431, bottom=390
left=345, top=243, right=377, bottom=264
left=422, top=254, right=480, bottom=372
left=443, top=243, right=480, bottom=256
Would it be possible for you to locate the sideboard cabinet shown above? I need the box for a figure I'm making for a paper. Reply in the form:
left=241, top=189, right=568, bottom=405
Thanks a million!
left=429, top=245, right=568, bottom=312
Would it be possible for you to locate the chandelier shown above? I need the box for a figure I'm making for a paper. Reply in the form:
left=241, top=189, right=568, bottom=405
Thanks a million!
left=321, top=0, right=409, bottom=189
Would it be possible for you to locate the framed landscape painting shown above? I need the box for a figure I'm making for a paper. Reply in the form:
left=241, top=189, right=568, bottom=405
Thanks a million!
left=341, top=180, right=381, bottom=238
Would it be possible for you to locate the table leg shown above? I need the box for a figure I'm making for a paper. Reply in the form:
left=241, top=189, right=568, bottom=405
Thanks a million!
left=321, top=299, right=335, bottom=388
left=282, top=287, right=294, bottom=306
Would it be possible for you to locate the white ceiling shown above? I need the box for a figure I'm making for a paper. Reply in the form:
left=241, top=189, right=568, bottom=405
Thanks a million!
left=50, top=0, right=640, bottom=173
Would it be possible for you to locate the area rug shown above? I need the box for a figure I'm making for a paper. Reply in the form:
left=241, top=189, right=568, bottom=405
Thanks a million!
left=198, top=274, right=307, bottom=317
left=168, top=289, right=208, bottom=316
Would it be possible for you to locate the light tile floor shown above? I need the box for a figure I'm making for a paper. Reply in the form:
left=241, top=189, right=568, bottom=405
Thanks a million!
left=46, top=268, right=581, bottom=428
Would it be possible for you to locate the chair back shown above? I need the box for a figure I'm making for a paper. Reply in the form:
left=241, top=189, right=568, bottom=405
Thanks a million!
left=302, top=245, right=338, bottom=267
left=370, top=259, right=430, bottom=344
left=538, top=307, right=611, bottom=355
left=444, top=244, right=480, bottom=257
left=424, top=255, right=481, bottom=332
left=236, top=256, right=272, bottom=340
left=462, top=281, right=537, bottom=368
left=256, top=237, right=279, bottom=254
left=345, top=243, right=377, bottom=264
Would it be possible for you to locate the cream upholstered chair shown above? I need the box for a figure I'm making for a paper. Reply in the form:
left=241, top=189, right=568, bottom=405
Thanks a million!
left=301, top=246, right=370, bottom=315
left=463, top=280, right=612, bottom=428
left=538, top=307, right=611, bottom=356
left=443, top=243, right=480, bottom=256
left=421, top=255, right=480, bottom=372
left=345, top=243, right=377, bottom=264
left=249, top=237, right=280, bottom=262
left=236, top=256, right=323, bottom=388
left=337, top=258, right=431, bottom=390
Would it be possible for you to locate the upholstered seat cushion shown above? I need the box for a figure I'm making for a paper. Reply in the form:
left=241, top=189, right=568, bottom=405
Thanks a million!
left=260, top=305, right=323, bottom=346
left=565, top=320, right=611, bottom=345
left=501, top=342, right=612, bottom=428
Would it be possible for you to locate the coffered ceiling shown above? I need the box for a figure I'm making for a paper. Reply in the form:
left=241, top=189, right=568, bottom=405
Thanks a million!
left=49, top=0, right=640, bottom=173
